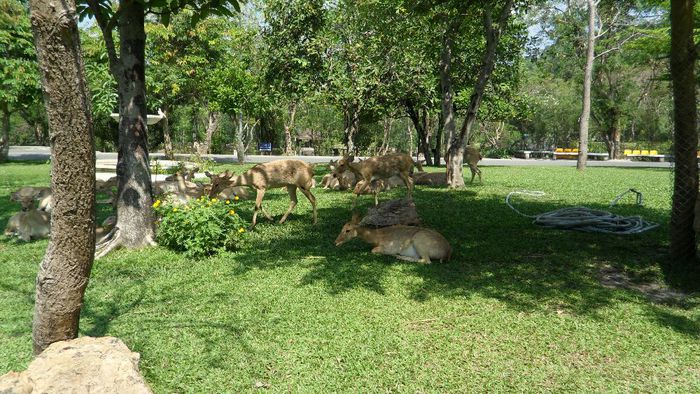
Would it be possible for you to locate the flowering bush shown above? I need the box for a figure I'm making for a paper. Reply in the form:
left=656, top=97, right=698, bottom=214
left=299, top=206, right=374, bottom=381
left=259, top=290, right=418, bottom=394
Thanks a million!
left=152, top=196, right=248, bottom=258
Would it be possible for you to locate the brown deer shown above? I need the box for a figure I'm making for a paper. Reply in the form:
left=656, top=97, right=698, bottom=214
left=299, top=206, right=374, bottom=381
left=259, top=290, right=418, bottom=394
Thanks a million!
left=207, top=159, right=317, bottom=227
left=333, top=153, right=417, bottom=208
left=321, top=159, right=356, bottom=190
left=465, top=145, right=483, bottom=183
left=334, top=214, right=451, bottom=263
left=4, top=187, right=51, bottom=241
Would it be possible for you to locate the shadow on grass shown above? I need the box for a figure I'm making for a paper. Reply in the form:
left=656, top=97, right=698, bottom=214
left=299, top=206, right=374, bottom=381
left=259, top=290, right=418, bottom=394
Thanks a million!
left=216, top=185, right=698, bottom=337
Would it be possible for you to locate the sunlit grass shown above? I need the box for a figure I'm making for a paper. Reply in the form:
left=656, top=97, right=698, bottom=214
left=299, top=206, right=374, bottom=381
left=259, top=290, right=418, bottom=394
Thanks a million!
left=1, top=162, right=699, bottom=392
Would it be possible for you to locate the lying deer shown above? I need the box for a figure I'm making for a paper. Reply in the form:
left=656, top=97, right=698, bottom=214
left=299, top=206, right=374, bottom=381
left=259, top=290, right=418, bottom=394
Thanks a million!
left=4, top=187, right=51, bottom=241
left=207, top=159, right=317, bottom=227
left=334, top=214, right=452, bottom=263
left=412, top=172, right=447, bottom=187
left=333, top=153, right=417, bottom=208
left=321, top=159, right=356, bottom=190
left=465, top=145, right=483, bottom=183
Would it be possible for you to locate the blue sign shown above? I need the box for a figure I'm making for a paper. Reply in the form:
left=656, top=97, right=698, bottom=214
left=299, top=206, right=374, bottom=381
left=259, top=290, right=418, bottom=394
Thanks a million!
left=259, top=142, right=272, bottom=152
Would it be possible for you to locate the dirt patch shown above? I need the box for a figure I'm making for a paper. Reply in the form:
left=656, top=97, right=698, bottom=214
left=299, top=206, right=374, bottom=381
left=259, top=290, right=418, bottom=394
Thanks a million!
left=599, top=265, right=688, bottom=304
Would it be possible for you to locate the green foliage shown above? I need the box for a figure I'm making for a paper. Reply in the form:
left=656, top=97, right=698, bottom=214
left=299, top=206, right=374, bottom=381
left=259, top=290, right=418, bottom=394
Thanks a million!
left=153, top=196, right=249, bottom=258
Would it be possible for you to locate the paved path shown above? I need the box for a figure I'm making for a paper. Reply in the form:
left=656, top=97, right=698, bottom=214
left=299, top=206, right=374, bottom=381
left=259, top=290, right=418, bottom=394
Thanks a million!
left=7, top=145, right=674, bottom=168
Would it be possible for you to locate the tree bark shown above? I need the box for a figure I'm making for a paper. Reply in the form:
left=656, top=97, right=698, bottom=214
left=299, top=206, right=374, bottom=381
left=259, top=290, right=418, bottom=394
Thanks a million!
left=344, top=103, right=358, bottom=155
left=433, top=113, right=444, bottom=166
left=0, top=102, right=9, bottom=162
left=284, top=101, right=297, bottom=155
left=29, top=0, right=96, bottom=354
left=406, top=104, right=434, bottom=166
left=445, top=1, right=513, bottom=188
left=236, top=111, right=246, bottom=163
left=670, top=0, right=698, bottom=263
left=198, top=110, right=220, bottom=155
left=162, top=106, right=174, bottom=159
left=577, top=0, right=596, bottom=170
left=379, top=117, right=392, bottom=155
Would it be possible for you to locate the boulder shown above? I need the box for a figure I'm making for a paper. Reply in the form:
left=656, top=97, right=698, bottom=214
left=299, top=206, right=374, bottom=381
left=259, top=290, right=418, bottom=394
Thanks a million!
left=0, top=336, right=151, bottom=394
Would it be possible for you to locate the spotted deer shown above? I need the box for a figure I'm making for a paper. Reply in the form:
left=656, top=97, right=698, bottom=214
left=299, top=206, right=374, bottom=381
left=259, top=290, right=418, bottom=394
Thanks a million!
left=207, top=159, right=317, bottom=227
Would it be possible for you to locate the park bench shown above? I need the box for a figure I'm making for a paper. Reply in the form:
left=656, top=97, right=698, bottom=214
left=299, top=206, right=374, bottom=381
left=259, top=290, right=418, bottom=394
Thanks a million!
left=552, top=148, right=609, bottom=160
left=515, top=150, right=553, bottom=159
left=623, top=149, right=671, bottom=162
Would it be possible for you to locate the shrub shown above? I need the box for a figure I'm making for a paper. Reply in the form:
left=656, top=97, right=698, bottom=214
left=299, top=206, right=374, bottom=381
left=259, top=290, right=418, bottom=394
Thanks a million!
left=153, top=196, right=249, bottom=258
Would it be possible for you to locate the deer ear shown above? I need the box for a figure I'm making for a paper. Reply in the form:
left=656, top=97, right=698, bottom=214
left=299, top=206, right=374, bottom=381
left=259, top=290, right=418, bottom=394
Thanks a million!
left=10, top=192, right=19, bottom=201
left=348, top=155, right=355, bottom=162
left=350, top=213, right=361, bottom=224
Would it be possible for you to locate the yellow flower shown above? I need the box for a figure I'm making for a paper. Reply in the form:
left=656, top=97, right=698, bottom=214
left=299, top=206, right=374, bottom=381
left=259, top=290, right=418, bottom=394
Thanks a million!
left=234, top=195, right=240, bottom=201
left=211, top=198, right=218, bottom=203
left=225, top=200, right=230, bottom=205
left=172, top=207, right=178, bottom=212
left=152, top=199, right=161, bottom=208
left=228, top=210, right=235, bottom=215
left=238, top=228, right=245, bottom=233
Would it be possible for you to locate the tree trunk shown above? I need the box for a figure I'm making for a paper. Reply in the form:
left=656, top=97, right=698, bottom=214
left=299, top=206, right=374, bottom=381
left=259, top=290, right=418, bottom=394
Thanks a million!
left=198, top=110, right=220, bottom=155
left=344, top=103, right=358, bottom=155
left=577, top=0, right=596, bottom=170
left=441, top=17, right=459, bottom=180
left=162, top=106, right=174, bottom=159
left=0, top=102, right=9, bottom=162
left=670, top=0, right=698, bottom=263
left=406, top=104, right=434, bottom=166
left=236, top=111, right=246, bottom=163
left=446, top=1, right=514, bottom=188
left=29, top=0, right=96, bottom=354
left=434, top=113, right=444, bottom=166
left=284, top=101, right=297, bottom=155
left=379, top=117, right=392, bottom=154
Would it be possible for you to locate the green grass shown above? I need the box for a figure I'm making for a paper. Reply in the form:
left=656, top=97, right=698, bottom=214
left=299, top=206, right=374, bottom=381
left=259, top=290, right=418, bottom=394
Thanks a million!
left=1, top=162, right=699, bottom=392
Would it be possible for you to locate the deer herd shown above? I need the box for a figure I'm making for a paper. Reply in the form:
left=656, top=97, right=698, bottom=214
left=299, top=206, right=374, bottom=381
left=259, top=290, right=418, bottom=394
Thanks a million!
left=5, top=148, right=483, bottom=263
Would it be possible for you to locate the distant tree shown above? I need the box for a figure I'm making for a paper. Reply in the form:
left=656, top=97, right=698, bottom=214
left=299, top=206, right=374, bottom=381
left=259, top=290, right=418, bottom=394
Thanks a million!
left=262, top=0, right=325, bottom=155
left=28, top=0, right=96, bottom=353
left=0, top=0, right=41, bottom=160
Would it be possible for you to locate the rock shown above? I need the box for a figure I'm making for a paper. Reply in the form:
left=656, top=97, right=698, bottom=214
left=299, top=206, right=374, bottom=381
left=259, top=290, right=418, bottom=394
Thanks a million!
left=360, top=198, right=421, bottom=227
left=0, top=336, right=152, bottom=394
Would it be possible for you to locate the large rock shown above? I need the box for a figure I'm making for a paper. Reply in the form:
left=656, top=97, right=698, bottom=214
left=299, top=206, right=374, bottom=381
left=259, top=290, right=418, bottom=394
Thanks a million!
left=0, top=336, right=151, bottom=394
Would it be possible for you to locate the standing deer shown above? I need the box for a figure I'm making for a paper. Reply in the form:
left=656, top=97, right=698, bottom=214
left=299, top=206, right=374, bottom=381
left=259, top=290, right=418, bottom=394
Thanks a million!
left=465, top=145, right=483, bottom=183
left=333, top=153, right=417, bottom=208
left=334, top=214, right=452, bottom=263
left=207, top=159, right=317, bottom=227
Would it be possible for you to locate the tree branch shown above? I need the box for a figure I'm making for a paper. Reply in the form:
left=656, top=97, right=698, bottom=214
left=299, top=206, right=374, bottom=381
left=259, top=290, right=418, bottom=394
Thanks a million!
left=86, top=0, right=122, bottom=78
left=595, top=32, right=643, bottom=59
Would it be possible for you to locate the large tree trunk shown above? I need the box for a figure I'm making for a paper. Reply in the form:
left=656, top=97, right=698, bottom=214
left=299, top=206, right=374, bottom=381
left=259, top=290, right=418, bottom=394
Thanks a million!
left=433, top=113, right=444, bottom=166
left=197, top=110, right=220, bottom=155
left=29, top=0, right=96, bottom=354
left=284, top=101, right=297, bottom=155
left=577, top=0, right=596, bottom=170
left=379, top=117, right=392, bottom=155
left=0, top=102, right=9, bottom=162
left=669, top=0, right=698, bottom=263
left=97, top=0, right=155, bottom=256
left=162, top=106, right=174, bottom=159
left=446, top=1, right=513, bottom=188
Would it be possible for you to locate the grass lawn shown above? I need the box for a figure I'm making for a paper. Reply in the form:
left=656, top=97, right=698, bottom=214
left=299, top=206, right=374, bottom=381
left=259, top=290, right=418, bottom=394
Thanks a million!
left=1, top=161, right=699, bottom=392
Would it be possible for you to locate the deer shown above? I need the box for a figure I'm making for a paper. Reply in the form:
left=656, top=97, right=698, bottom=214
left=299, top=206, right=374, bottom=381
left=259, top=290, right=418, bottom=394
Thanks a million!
left=321, top=159, right=356, bottom=190
left=204, top=172, right=251, bottom=200
left=4, top=187, right=51, bottom=241
left=334, top=214, right=452, bottom=264
left=207, top=159, right=317, bottom=227
left=465, top=145, right=483, bottom=183
left=332, top=153, right=418, bottom=208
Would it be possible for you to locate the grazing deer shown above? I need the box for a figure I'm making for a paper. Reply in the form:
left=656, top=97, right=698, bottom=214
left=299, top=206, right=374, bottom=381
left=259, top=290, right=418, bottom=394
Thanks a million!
left=334, top=214, right=451, bottom=263
left=333, top=153, right=417, bottom=208
left=4, top=187, right=51, bottom=241
left=465, top=145, right=483, bottom=183
left=207, top=159, right=317, bottom=227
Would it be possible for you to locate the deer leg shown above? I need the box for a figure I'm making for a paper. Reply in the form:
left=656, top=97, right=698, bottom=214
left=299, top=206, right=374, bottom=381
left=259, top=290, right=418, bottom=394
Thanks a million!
left=252, top=188, right=270, bottom=227
left=279, top=186, right=298, bottom=224
left=299, top=187, right=317, bottom=224
left=399, top=171, right=413, bottom=198
left=374, top=190, right=379, bottom=206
